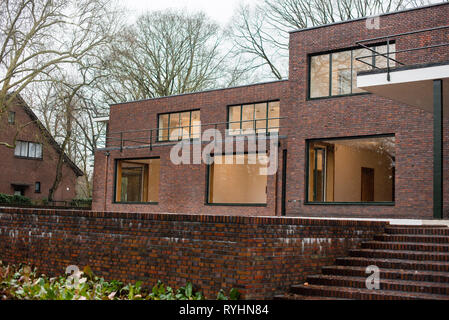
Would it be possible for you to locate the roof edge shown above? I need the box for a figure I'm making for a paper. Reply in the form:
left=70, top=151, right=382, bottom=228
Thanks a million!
left=289, top=2, right=449, bottom=34
left=12, top=94, right=84, bottom=177
left=109, top=79, right=288, bottom=107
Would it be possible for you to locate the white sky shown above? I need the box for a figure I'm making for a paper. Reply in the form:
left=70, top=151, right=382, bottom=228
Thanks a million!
left=120, top=0, right=257, bottom=26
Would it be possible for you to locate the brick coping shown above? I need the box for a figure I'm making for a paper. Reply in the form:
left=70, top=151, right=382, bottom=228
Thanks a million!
left=0, top=206, right=388, bottom=227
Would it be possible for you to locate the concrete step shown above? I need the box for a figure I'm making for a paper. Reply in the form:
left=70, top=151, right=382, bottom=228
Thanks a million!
left=336, top=256, right=449, bottom=272
left=290, top=284, right=449, bottom=300
left=349, top=249, right=449, bottom=262
left=321, top=265, right=449, bottom=283
left=307, top=274, right=449, bottom=295
left=386, top=226, right=449, bottom=236
left=361, top=241, right=449, bottom=252
left=374, top=234, right=449, bottom=244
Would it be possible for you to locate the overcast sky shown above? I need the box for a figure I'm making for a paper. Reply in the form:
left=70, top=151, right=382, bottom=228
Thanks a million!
left=120, top=0, right=257, bottom=25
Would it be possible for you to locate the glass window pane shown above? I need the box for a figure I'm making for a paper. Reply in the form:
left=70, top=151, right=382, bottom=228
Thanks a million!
left=228, top=106, right=241, bottom=135
left=148, top=159, right=160, bottom=202
left=8, top=111, right=15, bottom=124
left=180, top=112, right=191, bottom=140
left=20, top=141, right=28, bottom=157
left=116, top=159, right=160, bottom=203
left=310, top=54, right=330, bottom=98
left=35, top=144, right=42, bottom=158
left=158, top=114, right=169, bottom=141
left=308, top=136, right=395, bottom=203
left=241, top=104, right=254, bottom=134
left=14, top=142, right=21, bottom=156
left=191, top=110, right=201, bottom=139
left=28, top=143, right=36, bottom=158
left=375, top=44, right=396, bottom=69
left=268, top=101, right=280, bottom=133
left=169, top=113, right=181, bottom=141
left=352, top=48, right=373, bottom=93
left=331, top=51, right=352, bottom=96
left=208, top=154, right=267, bottom=204
left=255, top=103, right=267, bottom=134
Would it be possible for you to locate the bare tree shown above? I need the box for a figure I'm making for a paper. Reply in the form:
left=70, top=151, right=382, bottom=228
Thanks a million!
left=94, top=10, right=229, bottom=104
left=0, top=0, right=117, bottom=148
left=230, top=0, right=434, bottom=80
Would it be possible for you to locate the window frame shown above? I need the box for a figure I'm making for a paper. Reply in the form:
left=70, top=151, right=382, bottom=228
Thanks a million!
left=156, top=109, right=200, bottom=142
left=304, top=133, right=396, bottom=206
left=205, top=152, right=269, bottom=207
left=226, top=100, right=280, bottom=136
left=35, top=182, right=41, bottom=193
left=307, top=41, right=395, bottom=100
left=8, top=111, right=15, bottom=124
left=14, top=141, right=43, bottom=160
left=113, top=157, right=160, bottom=205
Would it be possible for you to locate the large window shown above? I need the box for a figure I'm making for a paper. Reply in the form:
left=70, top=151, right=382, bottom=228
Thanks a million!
left=307, top=135, right=395, bottom=203
left=158, top=110, right=200, bottom=141
left=207, top=154, right=268, bottom=205
left=309, top=43, right=396, bottom=98
left=228, top=101, right=280, bottom=135
left=14, top=141, right=42, bottom=159
left=115, top=158, right=160, bottom=203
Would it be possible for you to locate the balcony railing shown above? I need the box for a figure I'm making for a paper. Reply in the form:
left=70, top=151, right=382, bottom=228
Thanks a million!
left=355, top=24, right=449, bottom=81
left=99, top=117, right=286, bottom=151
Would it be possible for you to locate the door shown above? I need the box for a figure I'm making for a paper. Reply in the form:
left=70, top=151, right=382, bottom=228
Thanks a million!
left=313, top=147, right=326, bottom=202
left=361, top=167, right=374, bottom=202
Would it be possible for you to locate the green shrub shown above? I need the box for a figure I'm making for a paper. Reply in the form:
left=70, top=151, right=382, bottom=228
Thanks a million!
left=0, top=193, right=32, bottom=205
left=0, top=262, right=240, bottom=300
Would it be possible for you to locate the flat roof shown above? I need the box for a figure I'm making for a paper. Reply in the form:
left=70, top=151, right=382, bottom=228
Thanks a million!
left=289, top=2, right=449, bottom=34
left=110, top=79, right=288, bottom=107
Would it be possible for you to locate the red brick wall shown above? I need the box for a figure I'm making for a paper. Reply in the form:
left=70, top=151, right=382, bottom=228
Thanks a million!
left=0, top=101, right=79, bottom=202
left=93, top=3, right=449, bottom=219
left=92, top=80, right=288, bottom=215
left=0, top=207, right=387, bottom=299
left=285, top=3, right=449, bottom=219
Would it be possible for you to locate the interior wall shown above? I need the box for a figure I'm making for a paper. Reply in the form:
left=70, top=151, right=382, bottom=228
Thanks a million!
left=148, top=159, right=160, bottom=202
left=334, top=144, right=393, bottom=202
left=209, top=155, right=267, bottom=204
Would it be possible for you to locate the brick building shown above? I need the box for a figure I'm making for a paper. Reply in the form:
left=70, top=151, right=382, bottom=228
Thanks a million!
left=92, top=3, right=449, bottom=219
left=0, top=95, right=83, bottom=202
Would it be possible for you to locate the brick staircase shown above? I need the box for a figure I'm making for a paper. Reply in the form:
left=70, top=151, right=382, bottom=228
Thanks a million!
left=275, top=225, right=449, bottom=300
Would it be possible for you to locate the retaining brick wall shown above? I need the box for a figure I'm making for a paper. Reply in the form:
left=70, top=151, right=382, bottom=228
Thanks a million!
left=0, top=207, right=387, bottom=299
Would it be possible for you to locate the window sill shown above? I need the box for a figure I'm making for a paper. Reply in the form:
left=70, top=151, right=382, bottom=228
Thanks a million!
left=14, top=156, right=43, bottom=160
left=304, top=201, right=395, bottom=206
left=113, top=202, right=159, bottom=205
left=307, top=92, right=370, bottom=101
left=205, top=203, right=267, bottom=207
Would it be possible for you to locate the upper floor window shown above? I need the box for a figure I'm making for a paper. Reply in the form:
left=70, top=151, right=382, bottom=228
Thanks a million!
left=228, top=101, right=280, bottom=135
left=14, top=141, right=43, bottom=159
left=309, top=43, right=395, bottom=99
left=8, top=111, right=15, bottom=124
left=158, top=110, right=200, bottom=141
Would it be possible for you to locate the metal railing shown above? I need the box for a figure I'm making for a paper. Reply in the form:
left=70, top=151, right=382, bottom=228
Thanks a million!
left=99, top=117, right=286, bottom=151
left=355, top=24, right=449, bottom=81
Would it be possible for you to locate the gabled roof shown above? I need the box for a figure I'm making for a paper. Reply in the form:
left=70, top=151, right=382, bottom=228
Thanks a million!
left=12, top=94, right=84, bottom=177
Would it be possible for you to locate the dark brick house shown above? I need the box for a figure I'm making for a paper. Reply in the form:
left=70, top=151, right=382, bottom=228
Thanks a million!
left=0, top=95, right=83, bottom=202
left=92, top=3, right=449, bottom=219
